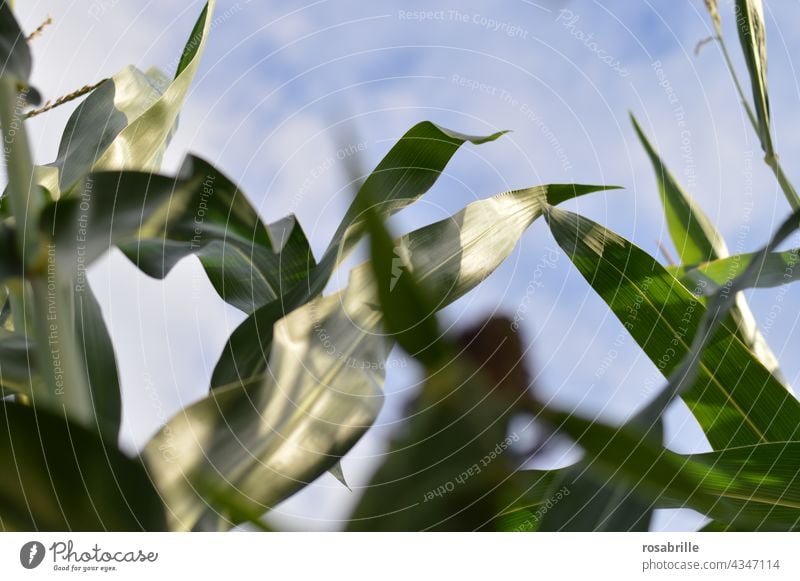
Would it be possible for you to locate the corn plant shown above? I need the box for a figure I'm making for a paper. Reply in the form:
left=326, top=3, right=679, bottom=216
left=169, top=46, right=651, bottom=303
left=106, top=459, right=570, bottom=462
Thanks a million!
left=343, top=0, right=800, bottom=532
left=0, top=1, right=613, bottom=531
left=2, top=0, right=799, bottom=533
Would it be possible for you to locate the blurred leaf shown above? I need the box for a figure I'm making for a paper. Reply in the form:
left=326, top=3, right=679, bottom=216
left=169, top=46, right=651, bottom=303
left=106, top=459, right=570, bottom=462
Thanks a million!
left=631, top=114, right=782, bottom=380
left=358, top=177, right=444, bottom=366
left=353, top=187, right=542, bottom=529
left=544, top=408, right=800, bottom=531
left=211, top=122, right=508, bottom=388
left=0, top=278, right=122, bottom=441
left=144, top=183, right=612, bottom=531
left=347, top=359, right=534, bottom=531
left=735, top=0, right=772, bottom=157
left=0, top=2, right=39, bottom=102
left=74, top=283, right=121, bottom=439
left=0, top=220, right=22, bottom=281
left=0, top=400, right=165, bottom=531
left=536, top=466, right=653, bottom=531
left=0, top=328, right=34, bottom=397
left=488, top=471, right=565, bottom=532
left=545, top=207, right=800, bottom=448
left=37, top=1, right=216, bottom=196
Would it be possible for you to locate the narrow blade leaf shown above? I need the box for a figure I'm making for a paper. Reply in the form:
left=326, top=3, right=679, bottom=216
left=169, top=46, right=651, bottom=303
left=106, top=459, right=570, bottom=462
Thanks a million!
left=735, top=0, right=772, bottom=157
left=545, top=207, right=800, bottom=448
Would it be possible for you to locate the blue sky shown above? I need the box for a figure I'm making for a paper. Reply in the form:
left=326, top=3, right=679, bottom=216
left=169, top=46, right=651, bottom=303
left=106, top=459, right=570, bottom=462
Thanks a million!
left=16, top=0, right=800, bottom=531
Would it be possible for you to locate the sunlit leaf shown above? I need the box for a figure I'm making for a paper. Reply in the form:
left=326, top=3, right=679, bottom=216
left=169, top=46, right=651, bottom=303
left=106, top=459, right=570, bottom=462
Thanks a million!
left=631, top=114, right=780, bottom=377
left=37, top=1, right=217, bottom=197
left=212, top=122, right=508, bottom=388
left=545, top=207, right=800, bottom=448
left=144, top=183, right=613, bottom=531
left=637, top=208, right=800, bottom=428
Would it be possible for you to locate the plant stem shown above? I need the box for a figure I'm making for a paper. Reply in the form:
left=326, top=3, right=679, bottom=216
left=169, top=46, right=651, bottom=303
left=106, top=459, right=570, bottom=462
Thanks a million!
left=30, top=274, right=91, bottom=425
left=0, top=80, right=90, bottom=424
left=0, top=79, right=41, bottom=265
left=715, top=35, right=800, bottom=211
left=6, top=279, right=32, bottom=405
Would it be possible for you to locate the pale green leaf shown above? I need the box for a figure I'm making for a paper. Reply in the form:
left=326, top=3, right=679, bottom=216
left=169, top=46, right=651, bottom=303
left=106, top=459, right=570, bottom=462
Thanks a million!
left=211, top=122, right=508, bottom=388
left=37, top=1, right=216, bottom=197
left=144, top=183, right=613, bottom=531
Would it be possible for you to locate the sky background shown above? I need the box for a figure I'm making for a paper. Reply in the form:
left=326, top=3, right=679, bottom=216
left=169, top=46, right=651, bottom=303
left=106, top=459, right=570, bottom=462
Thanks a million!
left=14, top=0, right=800, bottom=531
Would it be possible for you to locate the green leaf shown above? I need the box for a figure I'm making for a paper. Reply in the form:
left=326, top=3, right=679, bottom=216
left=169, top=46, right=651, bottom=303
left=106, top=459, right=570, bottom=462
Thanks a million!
left=37, top=161, right=231, bottom=432
left=37, top=1, right=216, bottom=196
left=41, top=170, right=194, bottom=272
left=489, top=471, right=564, bottom=532
left=0, top=328, right=34, bottom=397
left=543, top=408, right=800, bottom=531
left=0, top=220, right=22, bottom=281
left=637, top=208, right=800, bottom=427
left=41, top=156, right=311, bottom=317
left=118, top=157, right=315, bottom=314
left=74, top=283, right=121, bottom=439
left=631, top=113, right=781, bottom=381
left=536, top=422, right=664, bottom=532
left=677, top=248, right=800, bottom=292
left=0, top=2, right=38, bottom=102
left=545, top=207, right=800, bottom=448
left=305, top=123, right=509, bottom=298
left=0, top=279, right=120, bottom=439
left=735, top=0, right=772, bottom=157
left=211, top=122, right=507, bottom=388
left=347, top=360, right=536, bottom=531
left=0, top=400, right=166, bottom=531
left=631, top=114, right=726, bottom=266
left=536, top=466, right=653, bottom=531
left=144, top=183, right=613, bottom=531
left=41, top=67, right=168, bottom=195
left=358, top=177, right=444, bottom=366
